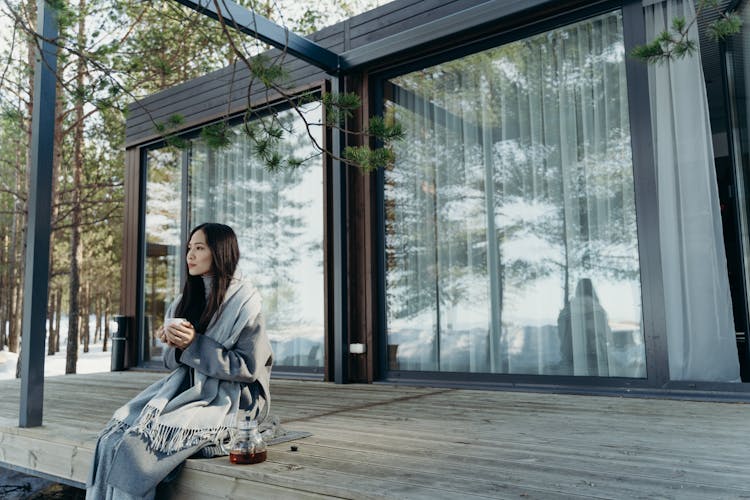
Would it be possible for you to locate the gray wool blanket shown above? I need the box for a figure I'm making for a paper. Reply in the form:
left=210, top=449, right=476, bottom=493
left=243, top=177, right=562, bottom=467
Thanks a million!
left=86, top=277, right=273, bottom=499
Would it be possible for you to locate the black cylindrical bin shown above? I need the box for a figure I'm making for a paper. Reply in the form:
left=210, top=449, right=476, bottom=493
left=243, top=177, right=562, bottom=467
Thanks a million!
left=111, top=315, right=129, bottom=371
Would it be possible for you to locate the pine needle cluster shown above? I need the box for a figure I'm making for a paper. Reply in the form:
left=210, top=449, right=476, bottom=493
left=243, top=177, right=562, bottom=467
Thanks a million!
left=631, top=0, right=742, bottom=64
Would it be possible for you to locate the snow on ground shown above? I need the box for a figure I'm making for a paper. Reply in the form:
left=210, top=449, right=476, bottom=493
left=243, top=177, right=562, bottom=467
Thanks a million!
left=0, top=315, right=112, bottom=380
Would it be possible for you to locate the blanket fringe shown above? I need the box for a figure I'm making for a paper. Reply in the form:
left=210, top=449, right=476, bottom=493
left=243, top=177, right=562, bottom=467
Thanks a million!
left=97, top=417, right=129, bottom=440
left=123, top=405, right=231, bottom=455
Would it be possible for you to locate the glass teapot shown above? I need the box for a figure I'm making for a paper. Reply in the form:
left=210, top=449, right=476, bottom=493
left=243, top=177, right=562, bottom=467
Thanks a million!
left=229, top=414, right=267, bottom=464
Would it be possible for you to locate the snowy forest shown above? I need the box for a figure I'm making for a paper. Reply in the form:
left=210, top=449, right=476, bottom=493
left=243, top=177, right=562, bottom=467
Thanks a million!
left=0, top=0, right=381, bottom=376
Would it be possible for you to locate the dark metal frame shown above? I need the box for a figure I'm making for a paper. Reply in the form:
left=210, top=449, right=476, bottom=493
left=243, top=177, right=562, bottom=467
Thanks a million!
left=174, top=0, right=341, bottom=74
left=137, top=142, right=190, bottom=367
left=719, top=0, right=750, bottom=381
left=622, top=0, right=670, bottom=387
left=135, top=146, right=150, bottom=367
left=330, top=75, right=349, bottom=383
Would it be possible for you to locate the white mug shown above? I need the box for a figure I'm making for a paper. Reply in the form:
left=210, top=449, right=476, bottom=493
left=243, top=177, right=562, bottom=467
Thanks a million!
left=165, top=317, right=187, bottom=330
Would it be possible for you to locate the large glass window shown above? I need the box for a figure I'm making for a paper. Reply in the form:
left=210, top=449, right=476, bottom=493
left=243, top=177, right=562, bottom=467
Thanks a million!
left=142, top=103, right=325, bottom=370
left=384, top=10, right=646, bottom=377
left=143, top=148, right=183, bottom=362
left=188, top=103, right=324, bottom=369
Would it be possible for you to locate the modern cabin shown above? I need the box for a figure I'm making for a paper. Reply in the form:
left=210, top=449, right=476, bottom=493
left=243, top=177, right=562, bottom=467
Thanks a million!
left=120, top=0, right=750, bottom=398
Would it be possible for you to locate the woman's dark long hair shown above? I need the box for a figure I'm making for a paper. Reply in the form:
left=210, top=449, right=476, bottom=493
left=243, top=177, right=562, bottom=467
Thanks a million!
left=174, top=223, right=240, bottom=333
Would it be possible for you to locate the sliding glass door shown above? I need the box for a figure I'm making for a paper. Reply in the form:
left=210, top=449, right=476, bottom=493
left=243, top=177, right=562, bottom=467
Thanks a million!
left=383, top=10, right=646, bottom=377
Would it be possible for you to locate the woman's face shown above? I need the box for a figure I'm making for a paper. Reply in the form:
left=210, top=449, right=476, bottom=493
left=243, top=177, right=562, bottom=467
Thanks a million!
left=187, top=230, right=213, bottom=276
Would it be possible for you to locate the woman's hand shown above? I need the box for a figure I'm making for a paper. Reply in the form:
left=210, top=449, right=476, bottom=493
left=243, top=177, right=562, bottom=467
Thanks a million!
left=166, top=321, right=196, bottom=349
left=156, top=325, right=167, bottom=344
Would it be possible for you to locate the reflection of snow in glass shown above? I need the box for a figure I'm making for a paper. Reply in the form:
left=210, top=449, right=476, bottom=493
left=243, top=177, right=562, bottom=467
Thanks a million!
left=141, top=105, right=326, bottom=368
left=188, top=103, right=325, bottom=368
left=384, top=10, right=645, bottom=377
left=145, top=150, right=182, bottom=244
left=268, top=325, right=324, bottom=367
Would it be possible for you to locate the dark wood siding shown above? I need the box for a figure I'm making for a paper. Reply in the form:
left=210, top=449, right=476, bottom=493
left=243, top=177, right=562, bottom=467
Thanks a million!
left=347, top=0, right=486, bottom=48
left=345, top=72, right=369, bottom=383
left=125, top=24, right=343, bottom=146
left=120, top=147, right=141, bottom=317
left=124, top=67, right=330, bottom=146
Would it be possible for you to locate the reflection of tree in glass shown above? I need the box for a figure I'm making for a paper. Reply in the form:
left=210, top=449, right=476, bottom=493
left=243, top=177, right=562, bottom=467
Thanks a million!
left=145, top=149, right=182, bottom=245
left=385, top=10, right=639, bottom=331
left=144, top=148, right=183, bottom=353
left=385, top=103, right=481, bottom=321
left=489, top=14, right=639, bottom=299
left=190, top=105, right=322, bottom=330
left=493, top=128, right=639, bottom=293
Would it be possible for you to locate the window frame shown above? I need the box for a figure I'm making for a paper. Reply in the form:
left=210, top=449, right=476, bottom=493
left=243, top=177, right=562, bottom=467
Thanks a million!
left=135, top=86, right=331, bottom=378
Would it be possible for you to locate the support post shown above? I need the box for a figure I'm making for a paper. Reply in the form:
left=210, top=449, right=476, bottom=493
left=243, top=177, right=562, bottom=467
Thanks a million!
left=19, top=0, right=58, bottom=427
left=331, top=76, right=349, bottom=384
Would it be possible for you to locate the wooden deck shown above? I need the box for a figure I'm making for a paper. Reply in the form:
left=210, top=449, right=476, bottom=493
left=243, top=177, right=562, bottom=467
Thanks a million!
left=0, top=372, right=748, bottom=499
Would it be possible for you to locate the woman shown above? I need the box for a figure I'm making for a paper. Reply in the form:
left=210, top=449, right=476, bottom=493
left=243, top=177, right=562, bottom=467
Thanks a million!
left=556, top=278, right=610, bottom=376
left=87, top=223, right=273, bottom=499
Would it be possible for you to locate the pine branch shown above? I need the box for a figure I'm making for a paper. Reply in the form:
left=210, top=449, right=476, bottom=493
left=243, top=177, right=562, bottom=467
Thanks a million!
left=632, top=0, right=743, bottom=63
left=204, top=0, right=403, bottom=173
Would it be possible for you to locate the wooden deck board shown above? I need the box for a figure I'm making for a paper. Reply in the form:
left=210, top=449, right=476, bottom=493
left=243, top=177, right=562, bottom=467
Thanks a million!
left=0, top=371, right=748, bottom=499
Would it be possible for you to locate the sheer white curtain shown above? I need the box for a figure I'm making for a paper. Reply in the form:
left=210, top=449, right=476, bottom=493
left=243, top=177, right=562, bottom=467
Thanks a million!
left=144, top=149, right=184, bottom=361
left=188, top=105, right=326, bottom=368
left=644, top=0, right=741, bottom=381
left=386, top=11, right=646, bottom=376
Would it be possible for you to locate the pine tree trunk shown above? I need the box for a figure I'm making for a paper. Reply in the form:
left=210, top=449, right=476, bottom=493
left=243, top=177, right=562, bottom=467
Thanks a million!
left=66, top=0, right=87, bottom=374
left=6, top=244, right=14, bottom=353
left=66, top=250, right=80, bottom=374
left=47, top=74, right=64, bottom=357
left=47, top=301, right=53, bottom=356
left=8, top=160, right=24, bottom=353
left=10, top=0, right=38, bottom=357
left=55, top=287, right=62, bottom=352
left=10, top=283, right=22, bottom=353
left=7, top=145, right=24, bottom=353
left=95, top=296, right=102, bottom=343
left=0, top=234, right=6, bottom=350
left=82, top=283, right=90, bottom=353
left=48, top=287, right=58, bottom=355
left=103, top=292, right=110, bottom=352
left=94, top=297, right=99, bottom=344
left=15, top=345, right=22, bottom=378
left=6, top=171, right=16, bottom=353
left=82, top=313, right=89, bottom=352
